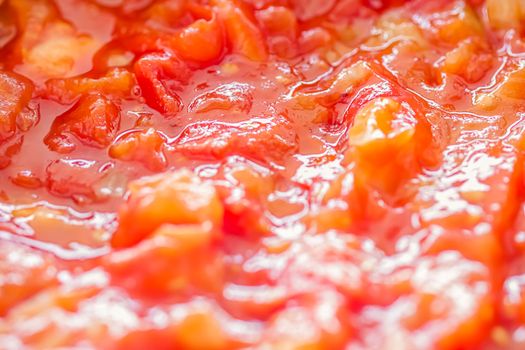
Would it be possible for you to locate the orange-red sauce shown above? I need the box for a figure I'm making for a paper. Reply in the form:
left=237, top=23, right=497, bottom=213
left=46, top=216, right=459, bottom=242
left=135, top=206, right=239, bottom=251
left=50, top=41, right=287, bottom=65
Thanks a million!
left=1, top=0, right=525, bottom=349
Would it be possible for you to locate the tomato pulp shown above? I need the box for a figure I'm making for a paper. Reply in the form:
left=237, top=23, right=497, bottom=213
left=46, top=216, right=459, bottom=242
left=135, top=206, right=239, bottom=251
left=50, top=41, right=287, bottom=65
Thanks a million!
left=1, top=0, right=525, bottom=349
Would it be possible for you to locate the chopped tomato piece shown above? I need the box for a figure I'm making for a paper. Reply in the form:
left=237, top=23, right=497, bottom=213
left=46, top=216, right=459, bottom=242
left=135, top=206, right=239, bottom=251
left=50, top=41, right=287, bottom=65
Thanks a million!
left=0, top=283, right=124, bottom=348
left=427, top=1, right=484, bottom=44
left=112, top=170, right=223, bottom=248
left=115, top=300, right=246, bottom=350
left=213, top=160, right=275, bottom=236
left=167, top=15, right=224, bottom=63
left=442, top=38, right=493, bottom=83
left=10, top=170, right=43, bottom=189
left=290, top=0, right=336, bottom=21
left=261, top=292, right=351, bottom=349
left=348, top=97, right=433, bottom=198
left=213, top=0, right=268, bottom=61
left=173, top=304, right=232, bottom=350
left=107, top=223, right=223, bottom=296
left=134, top=52, right=190, bottom=116
left=475, top=66, right=525, bottom=110
left=0, top=71, right=33, bottom=143
left=301, top=28, right=335, bottom=53
left=188, top=82, right=253, bottom=113
left=256, top=6, right=298, bottom=39
left=255, top=6, right=299, bottom=57
left=9, top=0, right=99, bottom=80
left=174, top=114, right=297, bottom=165
left=312, top=169, right=386, bottom=231
left=0, top=241, right=57, bottom=316
left=142, top=0, right=188, bottom=27
left=44, top=94, right=121, bottom=153
left=45, top=159, right=113, bottom=204
left=109, top=128, right=168, bottom=171
left=486, top=0, right=525, bottom=30
left=45, top=68, right=135, bottom=104
left=414, top=143, right=521, bottom=268
left=0, top=135, right=23, bottom=169
left=21, top=23, right=97, bottom=79
left=293, top=60, right=372, bottom=109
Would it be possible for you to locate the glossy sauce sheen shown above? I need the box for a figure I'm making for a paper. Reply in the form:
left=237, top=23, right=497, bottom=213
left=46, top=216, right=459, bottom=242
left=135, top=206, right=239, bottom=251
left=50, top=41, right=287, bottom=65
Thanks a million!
left=1, top=0, right=525, bottom=349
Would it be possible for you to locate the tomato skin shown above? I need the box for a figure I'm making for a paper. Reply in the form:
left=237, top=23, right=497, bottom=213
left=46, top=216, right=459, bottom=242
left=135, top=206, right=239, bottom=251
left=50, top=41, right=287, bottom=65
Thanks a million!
left=293, top=60, right=372, bottom=109
left=134, top=52, right=190, bottom=116
left=44, top=94, right=121, bottom=153
left=111, top=170, right=223, bottom=248
left=45, top=68, right=135, bottom=104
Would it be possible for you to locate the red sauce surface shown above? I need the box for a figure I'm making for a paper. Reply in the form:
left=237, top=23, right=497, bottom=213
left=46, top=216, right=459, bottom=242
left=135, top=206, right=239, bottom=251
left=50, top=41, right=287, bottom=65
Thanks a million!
left=1, top=0, right=525, bottom=348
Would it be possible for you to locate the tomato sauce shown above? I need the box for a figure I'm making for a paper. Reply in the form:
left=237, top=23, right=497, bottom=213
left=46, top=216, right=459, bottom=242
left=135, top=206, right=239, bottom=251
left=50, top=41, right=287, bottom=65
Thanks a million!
left=1, top=0, right=525, bottom=349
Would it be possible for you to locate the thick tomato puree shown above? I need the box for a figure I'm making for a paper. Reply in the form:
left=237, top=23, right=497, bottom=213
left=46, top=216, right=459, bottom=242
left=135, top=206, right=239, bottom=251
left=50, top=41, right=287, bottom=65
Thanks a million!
left=1, top=0, right=525, bottom=349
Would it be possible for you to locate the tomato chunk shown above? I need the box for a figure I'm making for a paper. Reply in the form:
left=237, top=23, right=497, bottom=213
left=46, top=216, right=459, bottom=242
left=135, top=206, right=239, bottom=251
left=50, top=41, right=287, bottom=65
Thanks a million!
left=109, top=128, right=168, bottom=171
left=114, top=300, right=247, bottom=350
left=213, top=0, right=268, bottom=61
left=0, top=71, right=33, bottom=143
left=174, top=114, right=297, bottom=165
left=45, top=158, right=116, bottom=204
left=112, top=170, right=224, bottom=248
left=0, top=241, right=57, bottom=316
left=107, top=223, right=223, bottom=296
left=167, top=15, right=224, bottom=64
left=44, top=94, right=121, bottom=153
left=256, top=6, right=298, bottom=39
left=188, top=82, right=254, bottom=113
left=134, top=53, right=190, bottom=116
left=45, top=68, right=135, bottom=104
left=442, top=38, right=493, bottom=83
left=487, top=0, right=525, bottom=30
left=348, top=97, right=433, bottom=198
left=290, top=0, right=336, bottom=21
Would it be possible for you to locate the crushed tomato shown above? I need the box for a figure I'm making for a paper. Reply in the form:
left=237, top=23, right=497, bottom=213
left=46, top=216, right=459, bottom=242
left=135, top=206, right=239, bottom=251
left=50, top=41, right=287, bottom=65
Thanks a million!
left=2, top=0, right=525, bottom=349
